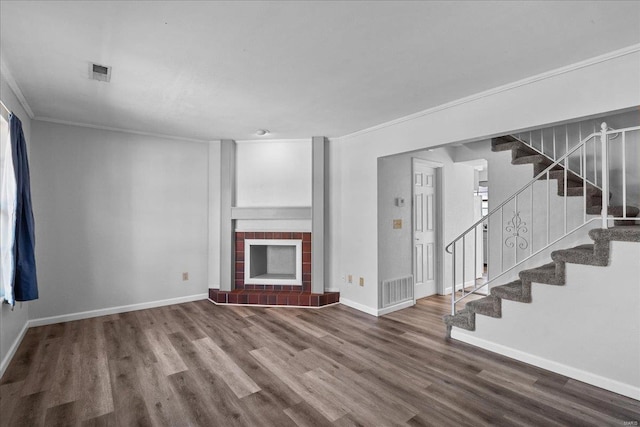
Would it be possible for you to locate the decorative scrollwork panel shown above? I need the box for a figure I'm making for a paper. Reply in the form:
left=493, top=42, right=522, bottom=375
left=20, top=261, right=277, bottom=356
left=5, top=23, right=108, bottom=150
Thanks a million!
left=505, top=211, right=529, bottom=249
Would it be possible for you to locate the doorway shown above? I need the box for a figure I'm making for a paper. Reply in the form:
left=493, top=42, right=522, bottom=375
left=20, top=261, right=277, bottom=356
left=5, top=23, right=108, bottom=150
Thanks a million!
left=412, top=158, right=440, bottom=299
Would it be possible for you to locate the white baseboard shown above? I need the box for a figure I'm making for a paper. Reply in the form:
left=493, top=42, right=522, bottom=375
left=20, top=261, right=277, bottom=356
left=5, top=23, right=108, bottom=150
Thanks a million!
left=0, top=320, right=30, bottom=378
left=451, top=330, right=640, bottom=401
left=377, top=299, right=415, bottom=316
left=29, top=293, right=209, bottom=327
left=339, top=297, right=414, bottom=317
left=339, top=297, right=378, bottom=317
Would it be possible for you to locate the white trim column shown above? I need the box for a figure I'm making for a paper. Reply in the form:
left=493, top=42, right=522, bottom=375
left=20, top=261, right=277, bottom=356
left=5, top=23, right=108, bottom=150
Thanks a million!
left=312, top=136, right=328, bottom=294
left=220, top=139, right=236, bottom=291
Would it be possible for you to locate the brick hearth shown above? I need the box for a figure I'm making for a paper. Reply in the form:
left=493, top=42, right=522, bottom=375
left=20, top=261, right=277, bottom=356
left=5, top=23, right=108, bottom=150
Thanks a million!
left=209, top=289, right=340, bottom=307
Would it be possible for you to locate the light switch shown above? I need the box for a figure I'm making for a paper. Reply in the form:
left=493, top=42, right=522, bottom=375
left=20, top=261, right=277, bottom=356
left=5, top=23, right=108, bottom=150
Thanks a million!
left=393, top=219, right=402, bottom=229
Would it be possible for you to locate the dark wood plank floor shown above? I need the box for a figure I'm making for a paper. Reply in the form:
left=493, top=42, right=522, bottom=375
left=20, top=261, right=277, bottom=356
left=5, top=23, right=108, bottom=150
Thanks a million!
left=1, top=296, right=638, bottom=426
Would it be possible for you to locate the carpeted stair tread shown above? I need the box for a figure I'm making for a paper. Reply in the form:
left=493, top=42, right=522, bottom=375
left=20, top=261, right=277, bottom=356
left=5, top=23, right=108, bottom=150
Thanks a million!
left=511, top=153, right=549, bottom=165
left=585, top=205, right=640, bottom=217
left=491, top=135, right=520, bottom=151
left=443, top=309, right=474, bottom=331
left=547, top=169, right=584, bottom=186
left=466, top=296, right=502, bottom=318
left=512, top=146, right=540, bottom=159
left=492, top=140, right=522, bottom=152
left=490, top=280, right=531, bottom=303
left=564, top=186, right=602, bottom=198
left=519, top=262, right=564, bottom=285
left=533, top=162, right=564, bottom=176
left=590, top=225, right=640, bottom=242
left=551, top=244, right=607, bottom=266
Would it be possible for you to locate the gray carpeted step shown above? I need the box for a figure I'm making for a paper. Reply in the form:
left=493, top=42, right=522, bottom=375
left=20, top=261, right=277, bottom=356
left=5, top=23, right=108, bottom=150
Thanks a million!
left=512, top=146, right=539, bottom=160
left=519, top=262, right=565, bottom=285
left=533, top=162, right=564, bottom=176
left=590, top=225, right=640, bottom=242
left=466, top=296, right=502, bottom=318
left=564, top=186, right=602, bottom=198
left=491, top=136, right=519, bottom=151
left=443, top=309, right=475, bottom=331
left=547, top=169, right=583, bottom=186
left=511, top=153, right=548, bottom=165
left=586, top=205, right=640, bottom=217
left=492, top=140, right=521, bottom=152
left=551, top=244, right=607, bottom=266
left=490, top=280, right=531, bottom=303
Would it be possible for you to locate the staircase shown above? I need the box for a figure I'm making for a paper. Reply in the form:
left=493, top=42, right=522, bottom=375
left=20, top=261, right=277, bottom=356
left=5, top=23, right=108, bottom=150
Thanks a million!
left=444, top=226, right=640, bottom=332
left=491, top=135, right=639, bottom=223
left=444, top=125, right=640, bottom=335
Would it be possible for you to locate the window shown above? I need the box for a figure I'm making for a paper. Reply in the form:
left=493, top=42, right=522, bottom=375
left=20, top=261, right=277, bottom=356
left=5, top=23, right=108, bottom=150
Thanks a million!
left=1, top=112, right=15, bottom=303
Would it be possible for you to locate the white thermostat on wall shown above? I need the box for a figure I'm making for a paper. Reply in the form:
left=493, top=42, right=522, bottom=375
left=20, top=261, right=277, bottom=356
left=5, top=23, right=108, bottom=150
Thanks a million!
left=395, top=197, right=405, bottom=207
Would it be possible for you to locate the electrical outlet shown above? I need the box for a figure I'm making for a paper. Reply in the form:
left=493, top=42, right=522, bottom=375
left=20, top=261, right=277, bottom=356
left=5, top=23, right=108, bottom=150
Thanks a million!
left=182, top=272, right=189, bottom=281
left=348, top=275, right=353, bottom=284
left=359, top=277, right=364, bottom=286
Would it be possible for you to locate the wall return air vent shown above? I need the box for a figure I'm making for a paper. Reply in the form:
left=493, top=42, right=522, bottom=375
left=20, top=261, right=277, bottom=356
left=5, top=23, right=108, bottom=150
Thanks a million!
left=89, top=63, right=111, bottom=82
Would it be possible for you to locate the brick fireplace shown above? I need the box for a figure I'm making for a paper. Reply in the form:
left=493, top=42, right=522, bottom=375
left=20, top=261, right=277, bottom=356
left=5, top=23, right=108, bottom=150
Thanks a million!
left=211, top=137, right=336, bottom=307
left=209, top=231, right=339, bottom=306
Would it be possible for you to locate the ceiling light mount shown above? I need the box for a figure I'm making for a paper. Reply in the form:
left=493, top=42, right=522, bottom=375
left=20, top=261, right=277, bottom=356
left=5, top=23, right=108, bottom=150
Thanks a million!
left=256, top=129, right=270, bottom=136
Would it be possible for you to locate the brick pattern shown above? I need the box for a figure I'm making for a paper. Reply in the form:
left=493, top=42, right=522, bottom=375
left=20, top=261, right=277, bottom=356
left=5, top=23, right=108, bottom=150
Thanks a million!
left=235, top=231, right=312, bottom=292
left=209, top=289, right=340, bottom=307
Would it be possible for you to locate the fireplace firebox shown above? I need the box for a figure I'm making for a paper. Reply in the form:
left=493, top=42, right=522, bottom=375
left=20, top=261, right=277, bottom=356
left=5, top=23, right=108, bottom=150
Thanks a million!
left=244, top=239, right=302, bottom=286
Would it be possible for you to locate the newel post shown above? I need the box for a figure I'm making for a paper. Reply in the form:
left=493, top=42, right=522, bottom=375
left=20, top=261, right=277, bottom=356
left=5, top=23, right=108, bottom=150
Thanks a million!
left=600, top=122, right=609, bottom=229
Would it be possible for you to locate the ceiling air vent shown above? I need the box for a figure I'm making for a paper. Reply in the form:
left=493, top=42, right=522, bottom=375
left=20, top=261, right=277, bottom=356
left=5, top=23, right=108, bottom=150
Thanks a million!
left=89, top=63, right=111, bottom=82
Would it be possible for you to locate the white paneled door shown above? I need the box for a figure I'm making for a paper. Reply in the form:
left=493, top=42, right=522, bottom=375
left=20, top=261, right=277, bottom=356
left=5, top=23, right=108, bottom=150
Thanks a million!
left=413, top=160, right=437, bottom=299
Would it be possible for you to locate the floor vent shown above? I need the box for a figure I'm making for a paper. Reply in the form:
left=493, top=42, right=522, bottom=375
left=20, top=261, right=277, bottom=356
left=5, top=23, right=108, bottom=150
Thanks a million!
left=381, top=275, right=414, bottom=308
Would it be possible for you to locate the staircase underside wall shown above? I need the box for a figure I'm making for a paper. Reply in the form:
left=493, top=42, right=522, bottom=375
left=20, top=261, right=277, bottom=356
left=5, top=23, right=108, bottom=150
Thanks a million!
left=452, top=240, right=640, bottom=400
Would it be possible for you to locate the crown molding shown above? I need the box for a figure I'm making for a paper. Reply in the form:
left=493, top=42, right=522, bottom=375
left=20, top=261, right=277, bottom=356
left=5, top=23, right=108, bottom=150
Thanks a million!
left=34, top=116, right=210, bottom=143
left=338, top=43, right=640, bottom=141
left=235, top=138, right=311, bottom=144
left=0, top=61, right=35, bottom=119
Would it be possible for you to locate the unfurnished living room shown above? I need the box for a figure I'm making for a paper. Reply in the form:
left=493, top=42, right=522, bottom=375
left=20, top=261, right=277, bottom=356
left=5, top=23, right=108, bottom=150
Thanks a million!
left=1, top=1, right=639, bottom=426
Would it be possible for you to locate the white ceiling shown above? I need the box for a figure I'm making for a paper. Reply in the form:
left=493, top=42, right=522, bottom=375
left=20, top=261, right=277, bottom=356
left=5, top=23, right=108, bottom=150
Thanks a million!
left=1, top=1, right=639, bottom=141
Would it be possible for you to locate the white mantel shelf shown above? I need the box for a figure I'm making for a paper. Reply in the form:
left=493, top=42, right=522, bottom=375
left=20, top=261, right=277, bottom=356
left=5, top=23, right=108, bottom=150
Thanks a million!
left=231, top=207, right=312, bottom=220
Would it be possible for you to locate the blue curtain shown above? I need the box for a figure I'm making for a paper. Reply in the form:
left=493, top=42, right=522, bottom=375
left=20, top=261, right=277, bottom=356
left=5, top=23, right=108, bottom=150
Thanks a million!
left=10, top=113, right=38, bottom=301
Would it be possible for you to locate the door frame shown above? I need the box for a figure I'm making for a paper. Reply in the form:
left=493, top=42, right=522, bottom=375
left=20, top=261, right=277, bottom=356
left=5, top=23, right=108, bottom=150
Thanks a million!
left=411, top=158, right=444, bottom=299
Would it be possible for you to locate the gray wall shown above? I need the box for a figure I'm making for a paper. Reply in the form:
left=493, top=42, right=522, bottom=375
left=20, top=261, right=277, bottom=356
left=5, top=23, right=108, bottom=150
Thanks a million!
left=28, top=121, right=209, bottom=319
left=0, top=73, right=31, bottom=372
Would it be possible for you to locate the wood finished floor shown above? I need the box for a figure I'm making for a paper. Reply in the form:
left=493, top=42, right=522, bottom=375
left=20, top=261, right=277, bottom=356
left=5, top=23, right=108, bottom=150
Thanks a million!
left=1, top=296, right=639, bottom=426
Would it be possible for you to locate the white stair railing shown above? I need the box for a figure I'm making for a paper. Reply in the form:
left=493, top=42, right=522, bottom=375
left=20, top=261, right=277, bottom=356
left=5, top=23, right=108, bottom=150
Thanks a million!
left=446, top=123, right=639, bottom=316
